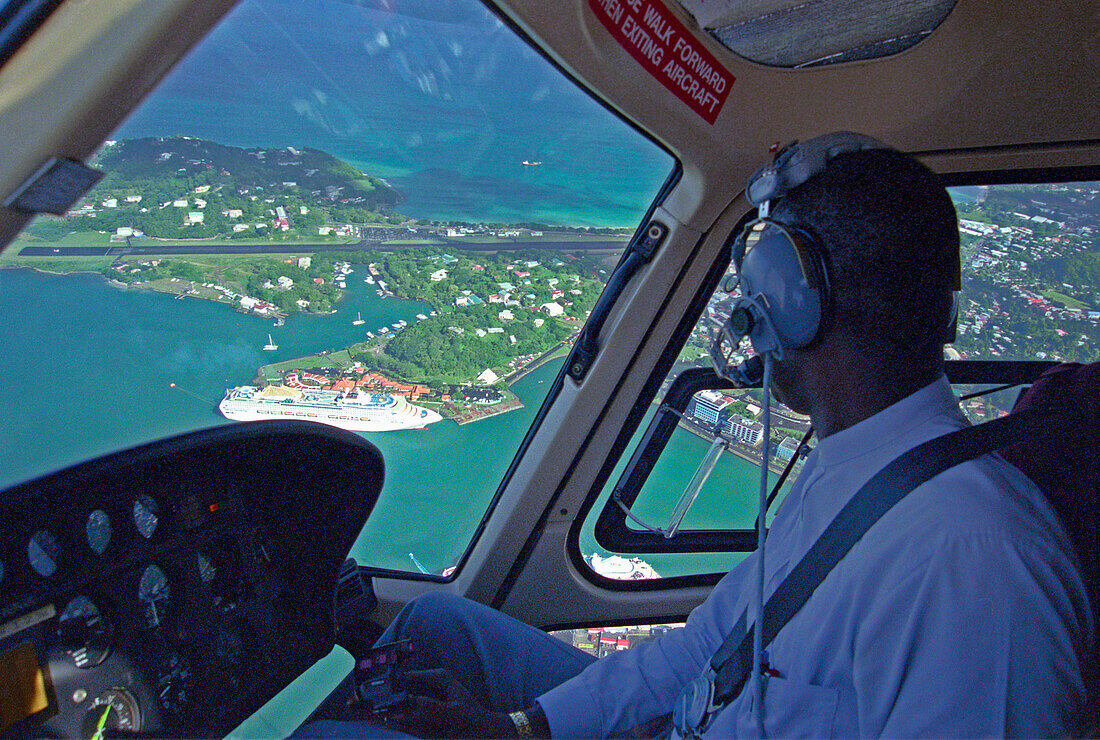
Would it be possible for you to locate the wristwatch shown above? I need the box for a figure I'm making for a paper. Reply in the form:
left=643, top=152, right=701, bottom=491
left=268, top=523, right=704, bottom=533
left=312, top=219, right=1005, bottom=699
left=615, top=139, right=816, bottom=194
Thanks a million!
left=509, top=710, right=533, bottom=737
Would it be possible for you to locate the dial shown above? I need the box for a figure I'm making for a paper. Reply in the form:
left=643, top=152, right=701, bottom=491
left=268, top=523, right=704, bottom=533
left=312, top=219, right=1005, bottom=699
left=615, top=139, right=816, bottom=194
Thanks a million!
left=133, top=495, right=159, bottom=539
left=28, top=530, right=59, bottom=577
left=57, top=595, right=112, bottom=668
left=81, top=688, right=141, bottom=739
left=85, top=510, right=112, bottom=554
left=157, top=653, right=194, bottom=718
left=197, top=543, right=246, bottom=611
left=138, top=564, right=171, bottom=628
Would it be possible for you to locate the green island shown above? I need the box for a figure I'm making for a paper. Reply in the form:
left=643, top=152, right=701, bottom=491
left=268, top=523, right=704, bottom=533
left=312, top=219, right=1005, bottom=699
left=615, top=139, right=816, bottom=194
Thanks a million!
left=3, top=136, right=633, bottom=424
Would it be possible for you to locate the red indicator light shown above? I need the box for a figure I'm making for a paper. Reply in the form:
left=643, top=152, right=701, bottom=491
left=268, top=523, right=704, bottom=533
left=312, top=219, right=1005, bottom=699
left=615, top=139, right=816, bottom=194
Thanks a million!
left=209, top=502, right=220, bottom=513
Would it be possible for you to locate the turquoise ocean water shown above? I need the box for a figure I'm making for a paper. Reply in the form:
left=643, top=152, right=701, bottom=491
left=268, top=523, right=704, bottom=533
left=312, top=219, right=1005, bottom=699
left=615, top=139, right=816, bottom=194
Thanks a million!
left=0, top=267, right=758, bottom=577
left=114, top=0, right=673, bottom=228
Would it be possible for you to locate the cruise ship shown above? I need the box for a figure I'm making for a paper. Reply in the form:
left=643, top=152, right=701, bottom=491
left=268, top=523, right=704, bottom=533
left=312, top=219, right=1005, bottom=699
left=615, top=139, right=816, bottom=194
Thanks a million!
left=219, top=385, right=443, bottom=432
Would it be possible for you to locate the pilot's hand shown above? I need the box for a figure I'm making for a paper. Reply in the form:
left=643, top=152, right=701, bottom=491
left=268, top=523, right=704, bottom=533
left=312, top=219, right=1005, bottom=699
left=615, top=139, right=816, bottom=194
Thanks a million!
left=387, top=668, right=517, bottom=738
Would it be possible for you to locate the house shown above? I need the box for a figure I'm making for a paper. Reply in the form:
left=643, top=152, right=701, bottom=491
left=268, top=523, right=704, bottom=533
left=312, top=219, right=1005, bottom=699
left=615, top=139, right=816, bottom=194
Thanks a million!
left=102, top=198, right=117, bottom=208
left=477, top=369, right=500, bottom=384
left=173, top=199, right=188, bottom=208
left=222, top=209, right=243, bottom=218
left=124, top=195, right=142, bottom=203
left=540, top=302, right=564, bottom=317
left=297, top=257, right=311, bottom=269
left=186, top=211, right=204, bottom=224
left=277, top=276, right=294, bottom=289
left=498, top=309, right=514, bottom=321
left=430, top=269, right=448, bottom=282
left=232, top=224, right=250, bottom=232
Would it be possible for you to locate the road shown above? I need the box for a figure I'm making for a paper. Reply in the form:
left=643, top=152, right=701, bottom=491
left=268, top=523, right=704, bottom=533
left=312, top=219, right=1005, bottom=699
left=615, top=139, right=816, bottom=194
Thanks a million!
left=18, top=238, right=627, bottom=257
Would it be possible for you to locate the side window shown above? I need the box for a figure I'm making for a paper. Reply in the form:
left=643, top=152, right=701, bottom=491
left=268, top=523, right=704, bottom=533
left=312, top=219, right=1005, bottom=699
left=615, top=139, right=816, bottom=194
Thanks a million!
left=579, top=180, right=1100, bottom=581
left=0, top=0, right=673, bottom=578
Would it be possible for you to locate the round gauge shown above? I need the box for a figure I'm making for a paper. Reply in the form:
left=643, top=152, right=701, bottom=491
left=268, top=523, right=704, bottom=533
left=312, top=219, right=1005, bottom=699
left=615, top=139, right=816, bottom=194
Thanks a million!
left=157, top=654, right=194, bottom=718
left=197, top=545, right=245, bottom=611
left=80, top=688, right=141, bottom=739
left=138, top=564, right=171, bottom=628
left=27, top=530, right=59, bottom=577
left=85, top=510, right=112, bottom=554
left=57, top=595, right=113, bottom=668
left=133, top=495, right=159, bottom=539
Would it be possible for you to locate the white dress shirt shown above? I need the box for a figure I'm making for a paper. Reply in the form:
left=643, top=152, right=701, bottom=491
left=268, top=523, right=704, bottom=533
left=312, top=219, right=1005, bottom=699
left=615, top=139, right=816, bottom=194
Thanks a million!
left=537, top=376, right=1093, bottom=737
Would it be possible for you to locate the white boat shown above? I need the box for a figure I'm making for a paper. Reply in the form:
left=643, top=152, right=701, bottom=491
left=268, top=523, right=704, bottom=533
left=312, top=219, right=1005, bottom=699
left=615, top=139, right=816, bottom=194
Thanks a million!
left=352, top=312, right=365, bottom=326
left=262, top=333, right=278, bottom=351
left=219, top=385, right=443, bottom=432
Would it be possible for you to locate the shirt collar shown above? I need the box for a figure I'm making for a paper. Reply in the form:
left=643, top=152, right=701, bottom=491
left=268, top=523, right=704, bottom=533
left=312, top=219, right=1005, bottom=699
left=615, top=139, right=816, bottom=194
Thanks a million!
left=812, top=374, right=962, bottom=467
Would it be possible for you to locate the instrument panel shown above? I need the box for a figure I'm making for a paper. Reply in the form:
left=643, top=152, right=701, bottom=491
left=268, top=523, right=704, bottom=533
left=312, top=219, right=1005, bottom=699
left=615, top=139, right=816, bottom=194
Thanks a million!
left=0, top=421, right=384, bottom=738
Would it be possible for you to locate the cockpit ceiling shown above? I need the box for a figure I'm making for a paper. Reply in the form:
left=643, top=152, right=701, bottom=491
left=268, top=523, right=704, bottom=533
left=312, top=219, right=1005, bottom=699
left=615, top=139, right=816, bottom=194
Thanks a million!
left=676, top=0, right=958, bottom=68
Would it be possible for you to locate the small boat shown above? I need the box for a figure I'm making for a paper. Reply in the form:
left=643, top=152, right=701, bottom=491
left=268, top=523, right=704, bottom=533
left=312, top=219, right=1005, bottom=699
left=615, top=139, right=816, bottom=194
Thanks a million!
left=263, top=333, right=278, bottom=351
left=273, top=317, right=285, bottom=327
left=352, top=312, right=365, bottom=326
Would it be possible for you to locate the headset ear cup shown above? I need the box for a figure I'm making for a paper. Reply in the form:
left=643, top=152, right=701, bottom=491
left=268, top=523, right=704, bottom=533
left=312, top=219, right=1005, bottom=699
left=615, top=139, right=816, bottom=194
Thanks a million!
left=736, top=220, right=829, bottom=353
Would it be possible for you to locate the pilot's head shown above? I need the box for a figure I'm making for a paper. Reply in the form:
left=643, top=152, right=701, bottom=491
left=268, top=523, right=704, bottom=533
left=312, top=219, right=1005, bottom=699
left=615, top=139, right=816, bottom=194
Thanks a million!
left=769, top=147, right=959, bottom=367
left=733, top=140, right=960, bottom=418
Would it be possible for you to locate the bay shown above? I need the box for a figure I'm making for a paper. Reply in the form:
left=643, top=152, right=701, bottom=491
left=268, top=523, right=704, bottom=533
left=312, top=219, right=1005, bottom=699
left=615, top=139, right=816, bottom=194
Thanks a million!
left=0, top=267, right=761, bottom=577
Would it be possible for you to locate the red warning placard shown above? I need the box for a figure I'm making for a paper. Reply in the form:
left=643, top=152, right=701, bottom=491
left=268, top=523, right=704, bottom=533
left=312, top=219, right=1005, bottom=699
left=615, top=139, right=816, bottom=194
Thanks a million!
left=589, top=0, right=733, bottom=124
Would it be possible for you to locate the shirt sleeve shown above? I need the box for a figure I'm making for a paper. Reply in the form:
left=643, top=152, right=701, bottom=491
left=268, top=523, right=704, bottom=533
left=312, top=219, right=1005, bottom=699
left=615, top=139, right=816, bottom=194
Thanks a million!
left=537, top=559, right=755, bottom=738
left=852, top=531, right=1091, bottom=737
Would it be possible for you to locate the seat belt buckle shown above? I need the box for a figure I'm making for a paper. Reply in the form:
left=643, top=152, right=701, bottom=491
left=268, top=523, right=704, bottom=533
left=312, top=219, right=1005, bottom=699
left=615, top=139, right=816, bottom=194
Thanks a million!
left=672, top=669, right=723, bottom=738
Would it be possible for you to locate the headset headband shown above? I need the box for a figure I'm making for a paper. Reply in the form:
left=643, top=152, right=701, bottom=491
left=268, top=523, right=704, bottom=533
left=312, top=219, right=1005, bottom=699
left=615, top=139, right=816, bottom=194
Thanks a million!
left=745, top=132, right=891, bottom=212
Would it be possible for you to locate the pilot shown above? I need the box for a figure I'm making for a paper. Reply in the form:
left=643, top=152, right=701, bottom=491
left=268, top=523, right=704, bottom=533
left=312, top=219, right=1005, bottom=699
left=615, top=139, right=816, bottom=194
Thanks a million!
left=301, top=135, right=1093, bottom=738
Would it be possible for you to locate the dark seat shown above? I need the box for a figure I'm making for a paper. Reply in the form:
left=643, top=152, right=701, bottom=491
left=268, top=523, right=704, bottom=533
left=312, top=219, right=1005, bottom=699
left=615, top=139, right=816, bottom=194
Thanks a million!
left=998, top=362, right=1100, bottom=733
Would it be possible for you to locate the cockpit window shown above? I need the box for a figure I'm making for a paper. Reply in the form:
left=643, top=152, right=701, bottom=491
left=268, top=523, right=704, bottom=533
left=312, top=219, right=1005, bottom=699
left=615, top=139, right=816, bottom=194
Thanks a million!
left=579, top=180, right=1100, bottom=582
left=0, top=0, right=673, bottom=581
left=676, top=0, right=958, bottom=68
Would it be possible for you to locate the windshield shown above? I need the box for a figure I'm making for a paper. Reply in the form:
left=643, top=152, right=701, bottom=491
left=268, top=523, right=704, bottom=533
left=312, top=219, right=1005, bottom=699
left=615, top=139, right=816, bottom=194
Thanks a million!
left=0, top=0, right=673, bottom=586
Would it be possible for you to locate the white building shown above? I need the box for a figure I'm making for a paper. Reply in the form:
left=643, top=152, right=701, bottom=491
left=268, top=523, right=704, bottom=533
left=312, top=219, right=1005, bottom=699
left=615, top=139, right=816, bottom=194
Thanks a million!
left=498, top=309, right=514, bottom=321
left=477, top=369, right=500, bottom=384
left=724, top=416, right=764, bottom=446
left=541, top=302, right=564, bottom=317
left=187, top=211, right=205, bottom=224
left=430, top=269, right=449, bottom=282
left=297, top=257, right=311, bottom=269
left=690, top=390, right=731, bottom=426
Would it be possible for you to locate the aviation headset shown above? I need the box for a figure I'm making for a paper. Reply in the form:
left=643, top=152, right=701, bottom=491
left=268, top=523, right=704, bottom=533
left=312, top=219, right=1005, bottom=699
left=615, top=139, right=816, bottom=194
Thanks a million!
left=710, top=131, right=961, bottom=385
